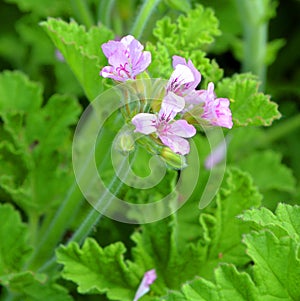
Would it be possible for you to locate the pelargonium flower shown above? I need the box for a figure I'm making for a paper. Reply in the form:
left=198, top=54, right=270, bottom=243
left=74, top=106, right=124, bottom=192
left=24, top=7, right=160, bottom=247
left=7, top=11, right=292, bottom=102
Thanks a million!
left=167, top=55, right=201, bottom=98
left=133, top=269, right=157, bottom=301
left=100, top=35, right=151, bottom=81
left=132, top=92, right=196, bottom=155
left=198, top=82, right=233, bottom=129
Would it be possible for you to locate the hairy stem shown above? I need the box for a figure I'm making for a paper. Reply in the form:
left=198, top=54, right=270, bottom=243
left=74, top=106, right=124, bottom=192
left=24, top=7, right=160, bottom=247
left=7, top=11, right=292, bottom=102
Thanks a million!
left=130, top=0, right=161, bottom=39
left=235, top=0, right=269, bottom=90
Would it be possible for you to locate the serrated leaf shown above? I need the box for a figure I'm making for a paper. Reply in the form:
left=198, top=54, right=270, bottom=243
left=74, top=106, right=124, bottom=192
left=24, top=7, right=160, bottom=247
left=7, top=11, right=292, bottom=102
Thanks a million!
left=199, top=168, right=262, bottom=278
left=149, top=5, right=223, bottom=83
left=215, top=264, right=259, bottom=301
left=56, top=238, right=141, bottom=300
left=0, top=204, right=32, bottom=276
left=40, top=18, right=114, bottom=101
left=240, top=203, right=300, bottom=241
left=6, top=271, right=73, bottom=301
left=244, top=231, right=300, bottom=300
left=216, top=73, right=281, bottom=126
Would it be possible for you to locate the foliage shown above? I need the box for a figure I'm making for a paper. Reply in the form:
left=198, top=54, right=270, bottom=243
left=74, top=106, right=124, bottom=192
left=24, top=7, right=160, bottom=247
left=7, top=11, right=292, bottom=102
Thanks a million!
left=0, top=0, right=299, bottom=301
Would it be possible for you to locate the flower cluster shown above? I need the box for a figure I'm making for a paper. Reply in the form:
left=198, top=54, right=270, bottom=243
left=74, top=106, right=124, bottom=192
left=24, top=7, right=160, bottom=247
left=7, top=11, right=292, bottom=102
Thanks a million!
left=100, top=35, right=233, bottom=156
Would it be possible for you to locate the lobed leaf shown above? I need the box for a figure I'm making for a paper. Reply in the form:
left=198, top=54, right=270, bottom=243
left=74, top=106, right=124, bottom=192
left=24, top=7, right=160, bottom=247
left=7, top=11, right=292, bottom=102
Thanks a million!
left=0, top=204, right=32, bottom=276
left=56, top=238, right=141, bottom=300
left=216, top=73, right=281, bottom=126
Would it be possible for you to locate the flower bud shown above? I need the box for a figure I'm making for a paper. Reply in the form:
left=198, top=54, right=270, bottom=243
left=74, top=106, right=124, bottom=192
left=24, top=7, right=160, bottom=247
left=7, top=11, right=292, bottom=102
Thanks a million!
left=115, top=131, right=135, bottom=153
left=160, top=147, right=187, bottom=170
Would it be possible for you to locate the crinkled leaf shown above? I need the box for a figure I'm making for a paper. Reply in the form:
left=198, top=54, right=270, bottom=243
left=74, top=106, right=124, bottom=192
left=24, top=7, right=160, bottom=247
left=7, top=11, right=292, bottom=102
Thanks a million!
left=198, top=168, right=262, bottom=279
left=0, top=204, right=32, bottom=276
left=240, top=203, right=300, bottom=241
left=56, top=238, right=141, bottom=300
left=216, top=73, right=281, bottom=126
left=148, top=5, right=223, bottom=83
left=5, top=271, right=73, bottom=301
left=40, top=18, right=114, bottom=101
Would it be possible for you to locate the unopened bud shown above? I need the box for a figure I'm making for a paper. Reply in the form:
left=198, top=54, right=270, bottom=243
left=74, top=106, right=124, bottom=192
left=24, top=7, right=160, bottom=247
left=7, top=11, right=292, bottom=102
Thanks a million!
left=160, top=147, right=187, bottom=170
left=115, top=131, right=135, bottom=153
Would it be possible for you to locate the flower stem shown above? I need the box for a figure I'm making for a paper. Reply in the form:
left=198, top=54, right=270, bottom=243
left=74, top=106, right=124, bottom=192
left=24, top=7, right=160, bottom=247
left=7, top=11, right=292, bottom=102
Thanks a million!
left=235, top=0, right=269, bottom=90
left=97, top=0, right=115, bottom=27
left=130, top=0, right=161, bottom=39
left=38, top=152, right=132, bottom=273
left=71, top=0, right=94, bottom=28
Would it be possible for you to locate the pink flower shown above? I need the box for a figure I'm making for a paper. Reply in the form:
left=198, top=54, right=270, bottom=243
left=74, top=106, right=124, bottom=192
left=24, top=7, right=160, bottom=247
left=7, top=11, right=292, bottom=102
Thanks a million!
left=199, top=82, right=233, bottom=129
left=167, top=56, right=201, bottom=97
left=100, top=35, right=151, bottom=81
left=132, top=92, right=196, bottom=155
left=133, top=269, right=157, bottom=301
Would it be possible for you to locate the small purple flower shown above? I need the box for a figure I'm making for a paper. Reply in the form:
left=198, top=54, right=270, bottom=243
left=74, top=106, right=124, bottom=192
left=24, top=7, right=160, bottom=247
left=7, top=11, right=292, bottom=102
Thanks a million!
left=132, top=92, right=196, bottom=155
left=100, top=35, right=151, bottom=82
left=133, top=269, right=157, bottom=301
left=167, top=56, right=201, bottom=97
left=199, top=82, right=233, bottom=129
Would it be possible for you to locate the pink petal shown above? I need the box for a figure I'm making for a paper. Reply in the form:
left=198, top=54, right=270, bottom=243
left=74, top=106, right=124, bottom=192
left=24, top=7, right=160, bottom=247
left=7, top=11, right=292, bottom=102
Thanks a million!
left=101, top=40, right=123, bottom=58
left=171, top=56, right=201, bottom=91
left=159, top=92, right=185, bottom=121
left=133, top=269, right=157, bottom=301
left=121, top=35, right=136, bottom=47
left=100, top=66, right=127, bottom=82
left=159, top=134, right=191, bottom=155
left=168, top=120, right=196, bottom=138
left=132, top=51, right=152, bottom=77
left=132, top=113, right=157, bottom=134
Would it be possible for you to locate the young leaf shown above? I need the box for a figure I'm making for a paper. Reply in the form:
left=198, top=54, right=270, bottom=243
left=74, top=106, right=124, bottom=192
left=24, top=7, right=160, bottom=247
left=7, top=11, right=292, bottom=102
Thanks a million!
left=216, top=73, right=281, bottom=126
left=148, top=5, right=223, bottom=83
left=40, top=18, right=114, bottom=101
left=0, top=204, right=32, bottom=276
left=56, top=238, right=141, bottom=300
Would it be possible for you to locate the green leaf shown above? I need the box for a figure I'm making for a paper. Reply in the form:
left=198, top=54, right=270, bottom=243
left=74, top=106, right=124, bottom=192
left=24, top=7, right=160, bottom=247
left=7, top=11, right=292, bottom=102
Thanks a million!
left=148, top=5, right=223, bottom=83
left=5, top=0, right=69, bottom=16
left=40, top=18, right=114, bottom=101
left=5, top=271, right=73, bottom=301
left=237, top=150, right=296, bottom=193
left=0, top=204, right=32, bottom=276
left=198, top=168, right=262, bottom=278
left=215, top=264, right=259, bottom=301
left=216, top=73, right=281, bottom=126
left=56, top=238, right=141, bottom=300
left=240, top=203, right=300, bottom=241
left=0, top=71, right=81, bottom=215
left=244, top=230, right=300, bottom=300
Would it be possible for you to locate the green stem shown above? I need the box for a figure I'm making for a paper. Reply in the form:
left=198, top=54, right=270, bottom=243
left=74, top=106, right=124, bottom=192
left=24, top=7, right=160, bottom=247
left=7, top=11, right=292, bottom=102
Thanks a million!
left=130, top=0, right=162, bottom=39
left=71, top=0, right=94, bottom=28
left=97, top=0, right=115, bottom=27
left=38, top=153, right=132, bottom=273
left=259, top=114, right=300, bottom=146
left=235, top=0, right=269, bottom=90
